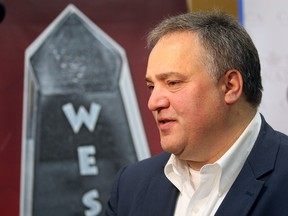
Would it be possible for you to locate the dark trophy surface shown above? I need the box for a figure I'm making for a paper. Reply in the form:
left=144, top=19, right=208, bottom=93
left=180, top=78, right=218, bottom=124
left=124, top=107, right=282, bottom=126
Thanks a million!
left=23, top=6, right=143, bottom=216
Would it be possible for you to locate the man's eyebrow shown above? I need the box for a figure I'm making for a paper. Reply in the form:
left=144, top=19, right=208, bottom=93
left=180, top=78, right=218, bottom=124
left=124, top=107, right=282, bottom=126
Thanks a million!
left=145, top=72, right=187, bottom=82
left=145, top=77, right=151, bottom=82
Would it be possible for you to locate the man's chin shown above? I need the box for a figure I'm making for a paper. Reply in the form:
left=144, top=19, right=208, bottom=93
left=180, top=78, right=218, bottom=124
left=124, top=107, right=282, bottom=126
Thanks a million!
left=161, top=142, right=183, bottom=156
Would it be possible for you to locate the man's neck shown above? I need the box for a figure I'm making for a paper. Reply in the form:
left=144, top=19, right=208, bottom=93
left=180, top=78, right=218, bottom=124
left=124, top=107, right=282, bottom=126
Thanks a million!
left=186, top=109, right=257, bottom=170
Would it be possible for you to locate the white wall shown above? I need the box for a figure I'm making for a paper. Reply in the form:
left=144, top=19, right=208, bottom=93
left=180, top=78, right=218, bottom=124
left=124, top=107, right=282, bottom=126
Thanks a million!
left=243, top=0, right=288, bottom=134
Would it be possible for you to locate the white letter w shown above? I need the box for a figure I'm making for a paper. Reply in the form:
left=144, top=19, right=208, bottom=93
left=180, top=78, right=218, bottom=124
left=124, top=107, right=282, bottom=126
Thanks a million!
left=62, top=102, right=101, bottom=134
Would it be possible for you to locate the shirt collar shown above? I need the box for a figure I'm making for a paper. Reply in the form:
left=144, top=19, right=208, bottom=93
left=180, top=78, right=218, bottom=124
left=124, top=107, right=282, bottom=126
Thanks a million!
left=164, top=154, right=191, bottom=195
left=216, top=112, right=262, bottom=194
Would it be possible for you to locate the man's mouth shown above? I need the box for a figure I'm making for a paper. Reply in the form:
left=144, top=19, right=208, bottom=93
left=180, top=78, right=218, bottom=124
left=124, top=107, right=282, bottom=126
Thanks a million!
left=158, top=117, right=172, bottom=124
left=157, top=118, right=176, bottom=130
left=159, top=119, right=170, bottom=124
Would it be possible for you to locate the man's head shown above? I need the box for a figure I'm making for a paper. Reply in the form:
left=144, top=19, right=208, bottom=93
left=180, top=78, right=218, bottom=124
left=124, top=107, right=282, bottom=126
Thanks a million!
left=145, top=11, right=262, bottom=166
left=147, top=11, right=262, bottom=108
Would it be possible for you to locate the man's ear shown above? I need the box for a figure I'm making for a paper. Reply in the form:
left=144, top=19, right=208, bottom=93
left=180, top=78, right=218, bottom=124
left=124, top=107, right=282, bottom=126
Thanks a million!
left=222, top=69, right=243, bottom=105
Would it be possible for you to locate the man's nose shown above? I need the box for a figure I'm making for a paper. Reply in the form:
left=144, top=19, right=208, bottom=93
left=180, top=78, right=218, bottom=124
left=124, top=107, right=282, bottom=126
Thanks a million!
left=147, top=87, right=169, bottom=112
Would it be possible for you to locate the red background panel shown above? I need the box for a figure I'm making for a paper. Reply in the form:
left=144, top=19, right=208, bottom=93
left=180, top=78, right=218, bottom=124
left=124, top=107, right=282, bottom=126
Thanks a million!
left=0, top=0, right=187, bottom=215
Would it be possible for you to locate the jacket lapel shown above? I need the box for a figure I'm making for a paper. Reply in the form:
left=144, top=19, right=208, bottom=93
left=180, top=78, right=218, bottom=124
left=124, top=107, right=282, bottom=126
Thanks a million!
left=215, top=116, right=279, bottom=216
left=145, top=176, right=179, bottom=216
left=215, top=162, right=265, bottom=216
left=142, top=153, right=179, bottom=216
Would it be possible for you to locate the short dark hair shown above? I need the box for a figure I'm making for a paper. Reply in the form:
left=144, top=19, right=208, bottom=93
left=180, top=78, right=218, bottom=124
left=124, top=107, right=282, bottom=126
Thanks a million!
left=147, top=11, right=263, bottom=107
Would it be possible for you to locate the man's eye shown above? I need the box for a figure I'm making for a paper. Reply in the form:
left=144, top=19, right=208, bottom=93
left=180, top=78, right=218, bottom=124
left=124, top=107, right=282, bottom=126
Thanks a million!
left=167, top=81, right=180, bottom=86
left=147, top=85, right=154, bottom=91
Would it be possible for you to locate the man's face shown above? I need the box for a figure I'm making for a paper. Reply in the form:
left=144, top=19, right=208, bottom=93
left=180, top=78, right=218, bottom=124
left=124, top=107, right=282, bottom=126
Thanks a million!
left=145, top=32, right=228, bottom=163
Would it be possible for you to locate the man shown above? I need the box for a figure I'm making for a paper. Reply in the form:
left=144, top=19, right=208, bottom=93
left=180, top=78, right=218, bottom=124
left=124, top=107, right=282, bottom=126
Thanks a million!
left=105, top=11, right=288, bottom=216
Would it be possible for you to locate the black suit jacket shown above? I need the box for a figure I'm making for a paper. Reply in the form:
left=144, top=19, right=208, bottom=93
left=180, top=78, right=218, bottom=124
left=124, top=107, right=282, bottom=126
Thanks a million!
left=106, top=116, right=288, bottom=215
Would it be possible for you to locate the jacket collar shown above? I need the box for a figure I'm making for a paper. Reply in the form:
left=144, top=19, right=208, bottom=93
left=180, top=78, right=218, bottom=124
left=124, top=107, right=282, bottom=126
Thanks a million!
left=215, top=115, right=279, bottom=215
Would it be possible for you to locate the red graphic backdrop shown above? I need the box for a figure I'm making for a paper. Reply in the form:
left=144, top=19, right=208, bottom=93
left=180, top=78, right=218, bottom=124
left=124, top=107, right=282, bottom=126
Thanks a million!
left=0, top=1, right=186, bottom=215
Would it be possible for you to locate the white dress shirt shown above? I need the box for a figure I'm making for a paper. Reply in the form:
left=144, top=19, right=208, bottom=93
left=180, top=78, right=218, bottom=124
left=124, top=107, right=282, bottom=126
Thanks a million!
left=164, top=113, right=262, bottom=216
